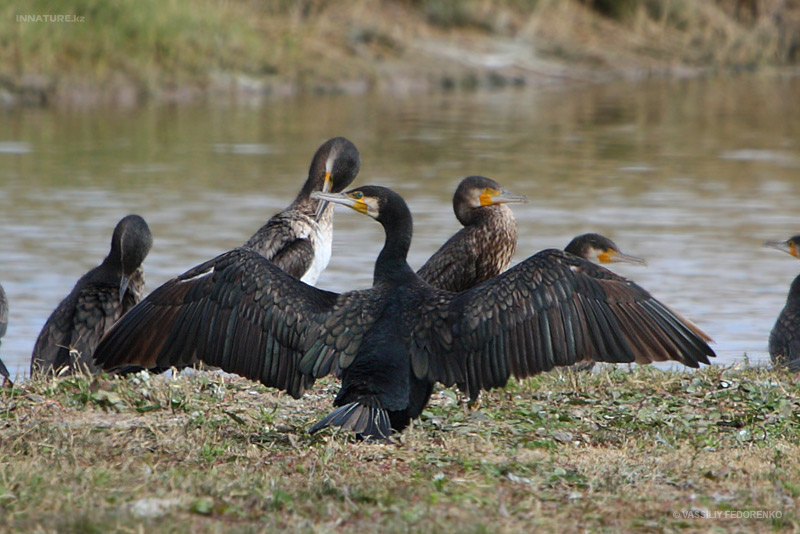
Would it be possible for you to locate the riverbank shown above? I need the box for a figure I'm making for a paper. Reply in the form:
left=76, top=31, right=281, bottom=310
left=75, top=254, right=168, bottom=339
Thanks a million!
left=0, top=364, right=797, bottom=531
left=2, top=0, right=799, bottom=107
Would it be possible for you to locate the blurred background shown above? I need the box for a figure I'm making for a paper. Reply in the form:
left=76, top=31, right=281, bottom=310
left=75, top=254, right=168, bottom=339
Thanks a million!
left=1, top=0, right=800, bottom=377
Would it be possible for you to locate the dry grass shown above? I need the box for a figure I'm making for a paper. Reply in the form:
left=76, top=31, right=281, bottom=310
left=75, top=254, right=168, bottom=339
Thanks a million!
left=0, top=363, right=798, bottom=532
left=1, top=0, right=799, bottom=106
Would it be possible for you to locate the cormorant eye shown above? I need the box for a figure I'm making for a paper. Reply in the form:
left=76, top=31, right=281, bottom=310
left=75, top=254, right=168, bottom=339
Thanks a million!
left=353, top=192, right=363, bottom=199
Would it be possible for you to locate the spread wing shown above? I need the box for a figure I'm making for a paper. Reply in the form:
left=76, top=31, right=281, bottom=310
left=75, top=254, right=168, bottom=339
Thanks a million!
left=93, top=248, right=381, bottom=399
left=423, top=249, right=715, bottom=400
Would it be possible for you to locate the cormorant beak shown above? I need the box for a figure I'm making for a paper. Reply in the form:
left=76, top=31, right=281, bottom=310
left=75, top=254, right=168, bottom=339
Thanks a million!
left=764, top=240, right=800, bottom=258
left=314, top=172, right=333, bottom=221
left=481, top=189, right=528, bottom=206
left=598, top=249, right=647, bottom=266
left=119, top=275, right=130, bottom=303
left=311, top=191, right=367, bottom=217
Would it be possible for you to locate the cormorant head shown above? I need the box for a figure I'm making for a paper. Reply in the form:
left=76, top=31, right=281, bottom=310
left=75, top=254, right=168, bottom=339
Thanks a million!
left=305, top=137, right=361, bottom=220
left=764, top=235, right=800, bottom=259
left=312, top=185, right=409, bottom=225
left=565, top=233, right=646, bottom=265
left=110, top=214, right=153, bottom=300
left=453, top=176, right=527, bottom=226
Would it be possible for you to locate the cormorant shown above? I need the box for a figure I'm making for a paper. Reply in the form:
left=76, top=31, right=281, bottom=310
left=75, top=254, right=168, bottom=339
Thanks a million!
left=0, top=283, right=9, bottom=380
left=564, top=233, right=646, bottom=267
left=417, top=176, right=526, bottom=293
left=94, top=186, right=715, bottom=440
left=31, top=215, right=153, bottom=376
left=563, top=233, right=646, bottom=372
left=243, top=137, right=361, bottom=284
left=764, top=235, right=800, bottom=371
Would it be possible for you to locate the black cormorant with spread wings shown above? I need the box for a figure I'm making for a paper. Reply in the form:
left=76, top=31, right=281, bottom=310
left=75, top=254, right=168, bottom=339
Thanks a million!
left=765, top=235, right=800, bottom=372
left=31, top=215, right=153, bottom=376
left=94, top=186, right=715, bottom=439
left=244, top=137, right=361, bottom=284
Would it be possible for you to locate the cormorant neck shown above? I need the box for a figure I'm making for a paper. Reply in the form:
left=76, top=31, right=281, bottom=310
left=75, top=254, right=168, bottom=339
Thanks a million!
left=374, top=201, right=415, bottom=284
left=104, top=240, right=124, bottom=272
left=459, top=204, right=513, bottom=227
left=285, top=179, right=326, bottom=221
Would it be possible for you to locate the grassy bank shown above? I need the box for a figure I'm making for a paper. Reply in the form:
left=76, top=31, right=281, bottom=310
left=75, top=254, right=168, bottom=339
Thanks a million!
left=1, top=0, right=799, bottom=106
left=0, top=364, right=798, bottom=532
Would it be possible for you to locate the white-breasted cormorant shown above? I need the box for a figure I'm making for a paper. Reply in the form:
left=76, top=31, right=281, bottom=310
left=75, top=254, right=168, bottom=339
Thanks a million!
left=244, top=137, right=361, bottom=284
left=31, top=215, right=153, bottom=376
left=765, top=235, right=800, bottom=371
left=94, top=186, right=715, bottom=440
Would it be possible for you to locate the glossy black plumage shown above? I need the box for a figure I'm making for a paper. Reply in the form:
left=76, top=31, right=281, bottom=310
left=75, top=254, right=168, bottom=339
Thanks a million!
left=765, top=235, right=800, bottom=371
left=31, top=215, right=153, bottom=376
left=243, top=137, right=361, bottom=284
left=94, top=186, right=715, bottom=440
left=417, top=176, right=525, bottom=293
left=0, top=283, right=9, bottom=379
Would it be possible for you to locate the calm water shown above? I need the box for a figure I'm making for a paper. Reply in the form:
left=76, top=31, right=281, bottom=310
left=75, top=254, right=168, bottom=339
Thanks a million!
left=1, top=75, right=799, bottom=378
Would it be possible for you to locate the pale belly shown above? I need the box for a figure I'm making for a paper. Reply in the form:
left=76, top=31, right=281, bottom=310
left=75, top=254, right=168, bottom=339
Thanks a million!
left=300, top=224, right=332, bottom=285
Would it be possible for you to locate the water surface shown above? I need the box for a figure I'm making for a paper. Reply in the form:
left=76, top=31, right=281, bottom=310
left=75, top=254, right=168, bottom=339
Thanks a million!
left=2, top=75, right=799, bottom=378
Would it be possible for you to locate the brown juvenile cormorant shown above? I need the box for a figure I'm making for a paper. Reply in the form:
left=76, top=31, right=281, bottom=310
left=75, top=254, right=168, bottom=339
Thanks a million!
left=417, top=176, right=526, bottom=293
left=243, top=137, right=361, bottom=284
left=94, top=186, right=715, bottom=440
left=31, top=215, right=153, bottom=376
left=765, top=235, right=800, bottom=371
left=0, top=283, right=9, bottom=380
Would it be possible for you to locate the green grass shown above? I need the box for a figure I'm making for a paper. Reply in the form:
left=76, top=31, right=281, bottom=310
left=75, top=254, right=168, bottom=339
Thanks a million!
left=0, top=364, right=798, bottom=531
left=1, top=0, right=278, bottom=90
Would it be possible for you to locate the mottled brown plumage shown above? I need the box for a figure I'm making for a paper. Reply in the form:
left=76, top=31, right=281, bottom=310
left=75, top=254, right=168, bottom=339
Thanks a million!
left=765, top=235, right=800, bottom=371
left=417, top=176, right=525, bottom=293
left=31, top=215, right=152, bottom=376
left=94, top=186, right=714, bottom=440
left=244, top=137, right=361, bottom=284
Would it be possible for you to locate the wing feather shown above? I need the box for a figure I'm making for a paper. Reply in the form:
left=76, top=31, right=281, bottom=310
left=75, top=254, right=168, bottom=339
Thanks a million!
left=94, top=248, right=380, bottom=399
left=419, top=249, right=714, bottom=399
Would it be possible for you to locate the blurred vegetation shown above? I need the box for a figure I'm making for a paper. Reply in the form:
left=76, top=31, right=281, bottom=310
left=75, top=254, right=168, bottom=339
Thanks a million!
left=1, top=0, right=799, bottom=105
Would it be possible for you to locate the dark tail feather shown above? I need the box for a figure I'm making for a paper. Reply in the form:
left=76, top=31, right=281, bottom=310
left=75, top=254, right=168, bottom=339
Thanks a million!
left=309, top=401, right=392, bottom=440
left=0, top=357, right=8, bottom=379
